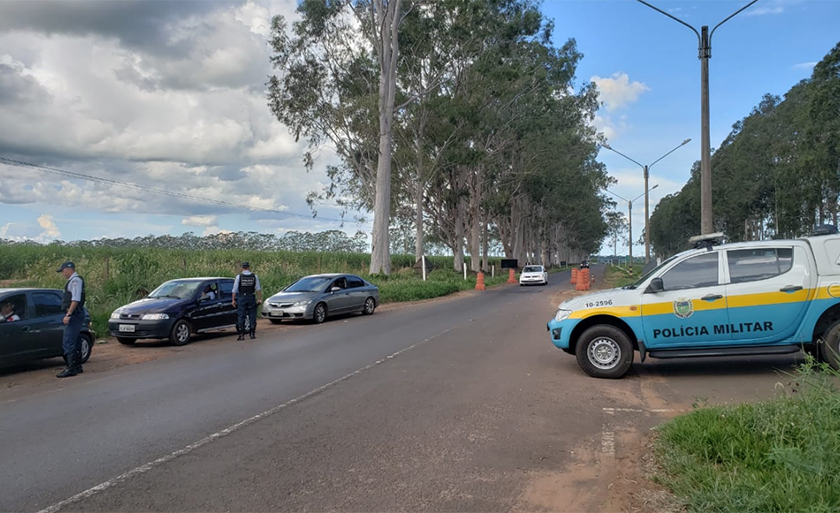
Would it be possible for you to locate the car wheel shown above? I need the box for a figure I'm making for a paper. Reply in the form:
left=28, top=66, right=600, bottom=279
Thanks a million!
left=362, top=297, right=376, bottom=315
left=269, top=319, right=283, bottom=325
left=575, top=325, right=634, bottom=379
left=116, top=337, right=136, bottom=346
left=313, top=303, right=327, bottom=324
left=169, top=319, right=191, bottom=346
left=820, top=320, right=840, bottom=370
left=79, top=333, right=93, bottom=363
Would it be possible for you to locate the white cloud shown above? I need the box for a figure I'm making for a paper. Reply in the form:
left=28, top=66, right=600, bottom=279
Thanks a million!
left=182, top=215, right=218, bottom=227
left=793, top=62, right=817, bottom=70
left=37, top=214, right=61, bottom=238
left=591, top=72, right=649, bottom=112
left=202, top=226, right=233, bottom=236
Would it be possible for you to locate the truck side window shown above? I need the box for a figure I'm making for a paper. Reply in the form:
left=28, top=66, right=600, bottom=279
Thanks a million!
left=660, top=252, right=719, bottom=291
left=728, top=248, right=793, bottom=284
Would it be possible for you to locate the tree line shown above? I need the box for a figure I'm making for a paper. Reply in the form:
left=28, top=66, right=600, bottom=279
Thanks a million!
left=268, top=0, right=611, bottom=274
left=0, top=230, right=370, bottom=253
left=649, top=42, right=840, bottom=257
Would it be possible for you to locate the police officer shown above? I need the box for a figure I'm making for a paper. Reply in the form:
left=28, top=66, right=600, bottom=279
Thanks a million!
left=56, top=261, right=85, bottom=378
left=232, top=262, right=261, bottom=340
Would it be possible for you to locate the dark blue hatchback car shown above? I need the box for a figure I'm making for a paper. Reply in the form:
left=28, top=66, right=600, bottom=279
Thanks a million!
left=108, top=277, right=246, bottom=346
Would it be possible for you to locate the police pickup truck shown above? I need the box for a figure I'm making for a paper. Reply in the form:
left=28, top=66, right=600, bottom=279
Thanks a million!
left=547, top=229, right=840, bottom=378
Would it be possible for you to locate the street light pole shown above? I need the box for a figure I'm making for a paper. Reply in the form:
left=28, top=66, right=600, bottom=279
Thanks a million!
left=635, top=0, right=759, bottom=236
left=605, top=188, right=652, bottom=273
left=603, top=140, right=689, bottom=263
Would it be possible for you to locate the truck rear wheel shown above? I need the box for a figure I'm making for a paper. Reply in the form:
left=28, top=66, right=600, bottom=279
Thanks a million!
left=821, top=320, right=840, bottom=370
left=575, top=325, right=634, bottom=379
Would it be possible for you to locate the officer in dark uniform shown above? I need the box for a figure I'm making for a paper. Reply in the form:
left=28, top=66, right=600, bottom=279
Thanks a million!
left=56, top=261, right=85, bottom=378
left=232, top=262, right=261, bottom=340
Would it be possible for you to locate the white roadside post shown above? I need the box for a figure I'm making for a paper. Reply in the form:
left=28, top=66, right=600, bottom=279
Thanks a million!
left=421, top=255, right=427, bottom=281
left=463, top=263, right=467, bottom=281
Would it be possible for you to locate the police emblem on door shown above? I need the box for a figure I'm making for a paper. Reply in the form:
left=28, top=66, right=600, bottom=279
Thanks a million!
left=673, top=298, right=694, bottom=319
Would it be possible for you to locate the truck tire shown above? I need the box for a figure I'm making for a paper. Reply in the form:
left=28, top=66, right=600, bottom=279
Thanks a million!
left=575, top=325, right=634, bottom=379
left=821, top=320, right=840, bottom=370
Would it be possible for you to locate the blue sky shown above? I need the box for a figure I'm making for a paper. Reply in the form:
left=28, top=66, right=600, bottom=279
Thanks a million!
left=544, top=0, right=840, bottom=255
left=0, top=0, right=838, bottom=255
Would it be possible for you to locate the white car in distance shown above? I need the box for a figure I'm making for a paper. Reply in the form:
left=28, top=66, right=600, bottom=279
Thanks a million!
left=520, top=265, right=548, bottom=286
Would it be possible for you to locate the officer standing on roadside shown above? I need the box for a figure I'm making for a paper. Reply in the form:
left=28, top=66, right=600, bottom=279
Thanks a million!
left=232, top=262, right=261, bottom=340
left=56, top=261, right=85, bottom=378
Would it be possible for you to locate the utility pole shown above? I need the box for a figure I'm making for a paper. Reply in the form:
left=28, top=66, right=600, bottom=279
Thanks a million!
left=603, top=140, right=689, bottom=263
left=635, top=0, right=759, bottom=235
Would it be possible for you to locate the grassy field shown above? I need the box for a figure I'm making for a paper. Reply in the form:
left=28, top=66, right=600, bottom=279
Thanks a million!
left=653, top=360, right=840, bottom=512
left=0, top=245, right=523, bottom=335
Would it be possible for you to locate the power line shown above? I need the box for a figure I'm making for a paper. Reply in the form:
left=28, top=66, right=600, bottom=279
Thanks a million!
left=0, top=157, right=349, bottom=223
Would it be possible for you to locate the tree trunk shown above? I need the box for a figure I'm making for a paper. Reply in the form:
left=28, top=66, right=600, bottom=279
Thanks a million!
left=414, top=119, right=425, bottom=263
left=369, top=0, right=403, bottom=276
left=470, top=169, right=483, bottom=272
left=482, top=220, right=489, bottom=272
left=454, top=200, right=465, bottom=272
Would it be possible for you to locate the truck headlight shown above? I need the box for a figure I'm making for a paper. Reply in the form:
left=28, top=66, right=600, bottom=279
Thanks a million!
left=554, top=309, right=572, bottom=322
left=141, top=313, right=170, bottom=320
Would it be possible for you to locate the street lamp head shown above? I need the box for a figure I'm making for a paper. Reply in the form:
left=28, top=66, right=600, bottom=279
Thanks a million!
left=650, top=184, right=659, bottom=191
left=681, top=138, right=691, bottom=145
left=602, top=143, right=612, bottom=150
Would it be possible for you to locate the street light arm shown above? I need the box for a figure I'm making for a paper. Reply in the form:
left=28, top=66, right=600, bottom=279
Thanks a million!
left=603, top=145, right=644, bottom=169
left=603, top=188, right=630, bottom=204
left=710, top=0, right=760, bottom=42
left=648, top=138, right=692, bottom=169
left=631, top=192, right=646, bottom=204
left=635, top=0, right=700, bottom=43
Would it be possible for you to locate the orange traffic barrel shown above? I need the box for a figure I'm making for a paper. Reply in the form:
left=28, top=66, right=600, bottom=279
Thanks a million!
left=571, top=268, right=578, bottom=284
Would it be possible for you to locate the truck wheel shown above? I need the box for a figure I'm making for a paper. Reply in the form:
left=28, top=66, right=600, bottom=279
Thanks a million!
left=821, top=320, right=840, bottom=370
left=575, top=325, right=634, bottom=379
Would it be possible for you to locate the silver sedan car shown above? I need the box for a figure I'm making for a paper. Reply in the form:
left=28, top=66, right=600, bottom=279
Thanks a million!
left=261, top=273, right=380, bottom=324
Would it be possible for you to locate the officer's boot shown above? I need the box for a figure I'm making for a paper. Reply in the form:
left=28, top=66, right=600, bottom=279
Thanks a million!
left=236, top=325, right=245, bottom=341
left=249, top=327, right=256, bottom=340
left=57, top=355, right=77, bottom=378
left=74, top=349, right=84, bottom=373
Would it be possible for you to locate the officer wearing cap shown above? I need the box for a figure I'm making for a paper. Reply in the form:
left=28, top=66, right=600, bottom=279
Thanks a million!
left=232, top=262, right=261, bottom=340
left=56, top=261, right=86, bottom=378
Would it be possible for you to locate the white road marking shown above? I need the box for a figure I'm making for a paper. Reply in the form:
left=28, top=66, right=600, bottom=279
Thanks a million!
left=36, top=326, right=457, bottom=513
left=601, top=409, right=615, bottom=456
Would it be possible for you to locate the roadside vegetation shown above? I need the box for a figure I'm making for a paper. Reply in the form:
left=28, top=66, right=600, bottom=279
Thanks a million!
left=603, top=264, right=644, bottom=289
left=653, top=359, right=840, bottom=512
left=0, top=244, right=521, bottom=335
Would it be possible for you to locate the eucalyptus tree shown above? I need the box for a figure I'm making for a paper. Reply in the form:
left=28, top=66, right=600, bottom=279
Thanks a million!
left=268, top=0, right=409, bottom=275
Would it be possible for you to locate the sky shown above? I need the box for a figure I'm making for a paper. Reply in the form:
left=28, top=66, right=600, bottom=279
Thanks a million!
left=0, top=0, right=838, bottom=255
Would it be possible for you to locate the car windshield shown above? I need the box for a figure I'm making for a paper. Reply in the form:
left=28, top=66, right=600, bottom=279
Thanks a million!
left=285, top=276, right=333, bottom=293
left=148, top=280, right=203, bottom=299
left=623, top=254, right=681, bottom=290
left=523, top=266, right=543, bottom=273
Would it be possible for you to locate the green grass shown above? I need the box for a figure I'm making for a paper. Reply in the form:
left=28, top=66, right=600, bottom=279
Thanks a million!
left=603, top=264, right=643, bottom=288
left=0, top=245, right=516, bottom=336
left=653, top=359, right=840, bottom=512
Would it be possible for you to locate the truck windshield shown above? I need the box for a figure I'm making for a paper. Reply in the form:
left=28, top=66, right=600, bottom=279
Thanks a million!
left=624, top=255, right=680, bottom=290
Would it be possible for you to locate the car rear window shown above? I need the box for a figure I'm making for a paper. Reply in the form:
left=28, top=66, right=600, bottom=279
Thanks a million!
left=727, top=248, right=793, bottom=283
left=32, top=292, right=62, bottom=317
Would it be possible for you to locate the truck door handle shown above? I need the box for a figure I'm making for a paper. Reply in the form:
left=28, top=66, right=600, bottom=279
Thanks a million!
left=780, top=285, right=803, bottom=293
left=701, top=294, right=723, bottom=302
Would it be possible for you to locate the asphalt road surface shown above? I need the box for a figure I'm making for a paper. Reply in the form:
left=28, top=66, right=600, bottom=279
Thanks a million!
left=0, top=265, right=802, bottom=512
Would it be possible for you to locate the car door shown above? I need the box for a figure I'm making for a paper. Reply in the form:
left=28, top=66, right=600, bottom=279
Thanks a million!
left=641, top=251, right=731, bottom=348
left=325, top=277, right=352, bottom=313
left=0, top=292, right=32, bottom=364
left=217, top=280, right=238, bottom=326
left=724, top=246, right=809, bottom=344
left=345, top=275, right=367, bottom=311
left=192, top=281, right=227, bottom=331
left=30, top=290, right=67, bottom=357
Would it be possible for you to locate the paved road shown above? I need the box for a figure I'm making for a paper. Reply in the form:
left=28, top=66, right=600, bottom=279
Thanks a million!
left=0, top=266, right=801, bottom=512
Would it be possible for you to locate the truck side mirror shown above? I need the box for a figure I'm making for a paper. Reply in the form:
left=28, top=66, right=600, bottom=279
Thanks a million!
left=647, top=277, right=664, bottom=293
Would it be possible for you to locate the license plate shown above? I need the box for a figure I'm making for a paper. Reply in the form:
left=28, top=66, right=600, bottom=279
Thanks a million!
left=119, top=324, right=136, bottom=332
left=271, top=312, right=287, bottom=317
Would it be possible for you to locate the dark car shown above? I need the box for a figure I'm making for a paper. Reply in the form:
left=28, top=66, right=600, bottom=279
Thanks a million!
left=0, top=288, right=95, bottom=367
left=108, top=277, right=247, bottom=346
left=261, top=273, right=379, bottom=324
